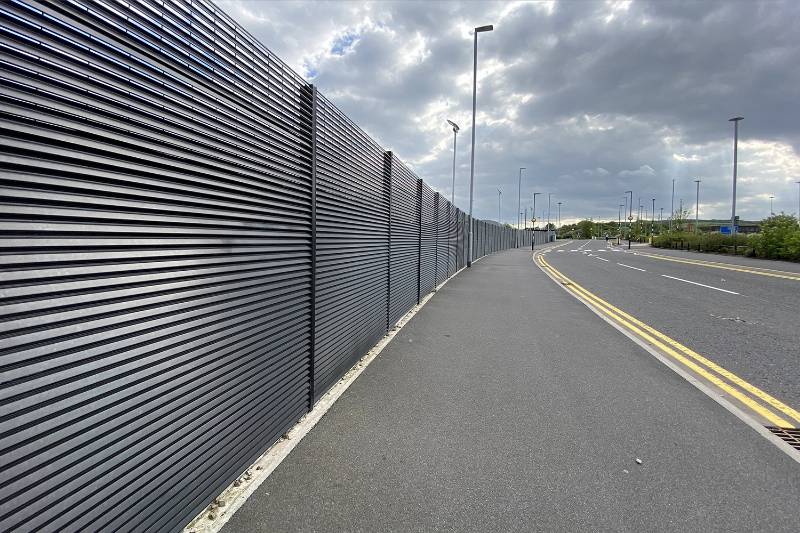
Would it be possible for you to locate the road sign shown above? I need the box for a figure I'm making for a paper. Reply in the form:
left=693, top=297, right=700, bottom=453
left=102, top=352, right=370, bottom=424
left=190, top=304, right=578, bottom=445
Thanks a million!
left=720, top=225, right=739, bottom=235
left=628, top=216, right=634, bottom=221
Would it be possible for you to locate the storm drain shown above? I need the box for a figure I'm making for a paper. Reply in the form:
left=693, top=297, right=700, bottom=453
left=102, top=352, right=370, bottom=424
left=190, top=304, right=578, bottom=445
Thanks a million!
left=766, top=426, right=800, bottom=451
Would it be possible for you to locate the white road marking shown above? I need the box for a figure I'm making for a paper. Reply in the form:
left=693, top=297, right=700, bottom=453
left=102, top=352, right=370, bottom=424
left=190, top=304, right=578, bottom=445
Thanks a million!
left=661, top=275, right=739, bottom=295
left=617, top=263, right=646, bottom=272
left=596, top=257, right=609, bottom=262
left=556, top=250, right=564, bottom=252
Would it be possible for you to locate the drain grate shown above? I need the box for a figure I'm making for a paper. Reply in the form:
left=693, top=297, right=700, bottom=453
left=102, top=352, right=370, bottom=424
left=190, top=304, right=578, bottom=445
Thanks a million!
left=766, top=426, right=800, bottom=451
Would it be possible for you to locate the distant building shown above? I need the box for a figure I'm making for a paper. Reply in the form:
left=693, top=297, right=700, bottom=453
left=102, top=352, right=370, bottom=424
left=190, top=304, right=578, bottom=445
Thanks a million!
left=687, top=219, right=761, bottom=234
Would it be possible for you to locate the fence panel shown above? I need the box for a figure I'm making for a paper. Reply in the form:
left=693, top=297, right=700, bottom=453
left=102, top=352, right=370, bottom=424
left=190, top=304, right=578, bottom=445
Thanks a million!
left=313, top=93, right=389, bottom=400
left=388, top=154, right=420, bottom=325
left=420, top=183, right=437, bottom=296
left=447, top=203, right=458, bottom=275
left=0, top=1, right=313, bottom=531
left=435, top=195, right=450, bottom=285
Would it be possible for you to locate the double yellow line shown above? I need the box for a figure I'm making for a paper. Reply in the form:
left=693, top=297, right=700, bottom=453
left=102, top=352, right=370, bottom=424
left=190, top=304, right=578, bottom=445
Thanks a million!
left=634, top=251, right=800, bottom=281
left=536, top=253, right=800, bottom=429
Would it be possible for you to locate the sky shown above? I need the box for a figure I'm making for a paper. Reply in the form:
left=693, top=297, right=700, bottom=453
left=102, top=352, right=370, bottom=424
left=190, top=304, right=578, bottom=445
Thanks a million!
left=216, top=0, right=800, bottom=226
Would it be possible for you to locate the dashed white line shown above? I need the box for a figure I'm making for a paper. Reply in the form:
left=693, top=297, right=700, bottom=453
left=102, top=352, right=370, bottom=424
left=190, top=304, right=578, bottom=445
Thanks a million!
left=596, top=257, right=609, bottom=262
left=617, top=263, right=646, bottom=272
left=661, top=275, right=739, bottom=295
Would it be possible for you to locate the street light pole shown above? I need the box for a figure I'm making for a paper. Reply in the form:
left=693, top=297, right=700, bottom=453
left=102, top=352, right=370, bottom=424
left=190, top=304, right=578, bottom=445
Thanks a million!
left=517, top=167, right=525, bottom=247
left=769, top=195, right=774, bottom=217
left=670, top=178, right=675, bottom=231
left=659, top=207, right=664, bottom=232
left=547, top=193, right=552, bottom=242
left=625, top=190, right=633, bottom=249
left=651, top=197, right=655, bottom=236
left=531, top=192, right=541, bottom=250
left=694, top=180, right=701, bottom=234
left=729, top=116, right=743, bottom=240
left=497, top=188, right=502, bottom=224
left=557, top=202, right=562, bottom=229
left=447, top=120, right=459, bottom=206
left=467, top=24, right=493, bottom=268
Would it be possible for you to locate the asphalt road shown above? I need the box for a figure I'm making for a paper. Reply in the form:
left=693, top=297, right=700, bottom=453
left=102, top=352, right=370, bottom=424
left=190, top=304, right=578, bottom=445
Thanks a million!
left=543, top=240, right=800, bottom=409
left=222, top=247, right=799, bottom=533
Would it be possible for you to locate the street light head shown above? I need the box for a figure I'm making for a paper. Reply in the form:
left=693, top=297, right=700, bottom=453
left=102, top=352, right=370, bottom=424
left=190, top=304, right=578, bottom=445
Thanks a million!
left=729, top=116, right=744, bottom=122
left=447, top=119, right=460, bottom=132
left=475, top=25, right=494, bottom=32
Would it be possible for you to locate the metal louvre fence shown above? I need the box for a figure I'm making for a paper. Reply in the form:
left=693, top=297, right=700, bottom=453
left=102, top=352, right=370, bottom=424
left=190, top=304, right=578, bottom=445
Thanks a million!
left=0, top=1, right=526, bottom=532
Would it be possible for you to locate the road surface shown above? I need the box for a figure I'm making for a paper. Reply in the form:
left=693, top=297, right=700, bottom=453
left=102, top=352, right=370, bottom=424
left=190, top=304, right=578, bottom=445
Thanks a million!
left=541, top=240, right=800, bottom=410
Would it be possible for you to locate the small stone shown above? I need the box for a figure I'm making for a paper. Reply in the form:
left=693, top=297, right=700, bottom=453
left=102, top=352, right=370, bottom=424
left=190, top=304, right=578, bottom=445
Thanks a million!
left=256, top=465, right=263, bottom=471
left=207, top=513, right=216, bottom=520
left=623, top=469, right=629, bottom=474
left=635, top=458, right=642, bottom=465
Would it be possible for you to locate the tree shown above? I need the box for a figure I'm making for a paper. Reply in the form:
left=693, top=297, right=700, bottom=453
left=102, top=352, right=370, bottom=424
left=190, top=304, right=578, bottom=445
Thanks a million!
left=576, top=219, right=595, bottom=239
left=671, top=207, right=691, bottom=232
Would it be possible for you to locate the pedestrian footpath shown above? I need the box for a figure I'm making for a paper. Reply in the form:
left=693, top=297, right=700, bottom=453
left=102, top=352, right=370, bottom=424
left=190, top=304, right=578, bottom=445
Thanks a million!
left=222, top=248, right=799, bottom=532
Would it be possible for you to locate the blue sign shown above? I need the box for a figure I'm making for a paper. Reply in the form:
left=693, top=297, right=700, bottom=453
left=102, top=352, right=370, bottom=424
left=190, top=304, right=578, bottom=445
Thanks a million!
left=720, top=225, right=739, bottom=235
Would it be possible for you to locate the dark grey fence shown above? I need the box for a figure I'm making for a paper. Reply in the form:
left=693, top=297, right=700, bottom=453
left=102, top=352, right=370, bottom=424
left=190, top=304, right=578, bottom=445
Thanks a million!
left=0, top=1, right=528, bottom=532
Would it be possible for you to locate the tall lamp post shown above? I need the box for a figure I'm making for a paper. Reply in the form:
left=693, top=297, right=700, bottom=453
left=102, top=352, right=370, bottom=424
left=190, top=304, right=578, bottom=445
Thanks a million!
left=517, top=167, right=525, bottom=247
left=531, top=192, right=541, bottom=250
left=694, top=180, right=701, bottom=233
left=769, top=195, right=775, bottom=216
left=670, top=178, right=675, bottom=231
left=625, top=190, right=633, bottom=249
left=497, top=188, right=502, bottom=224
left=547, top=193, right=553, bottom=242
left=467, top=24, right=494, bottom=268
left=651, top=198, right=655, bottom=236
left=557, top=201, right=562, bottom=230
left=446, top=120, right=460, bottom=206
left=729, top=116, right=743, bottom=242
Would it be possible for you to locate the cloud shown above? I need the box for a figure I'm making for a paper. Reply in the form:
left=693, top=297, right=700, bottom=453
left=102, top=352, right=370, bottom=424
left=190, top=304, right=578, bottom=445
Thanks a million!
left=216, top=0, right=800, bottom=222
left=619, top=165, right=656, bottom=178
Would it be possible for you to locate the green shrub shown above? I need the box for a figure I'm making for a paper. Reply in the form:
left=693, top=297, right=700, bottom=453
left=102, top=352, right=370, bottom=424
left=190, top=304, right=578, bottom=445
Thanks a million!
left=752, top=214, right=800, bottom=260
left=651, top=214, right=800, bottom=261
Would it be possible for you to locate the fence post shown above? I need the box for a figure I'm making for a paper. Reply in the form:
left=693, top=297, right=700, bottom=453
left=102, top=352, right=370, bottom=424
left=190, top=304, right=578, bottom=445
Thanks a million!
left=308, top=84, right=318, bottom=410
left=384, top=151, right=392, bottom=332
left=434, top=192, right=440, bottom=286
left=417, top=179, right=423, bottom=304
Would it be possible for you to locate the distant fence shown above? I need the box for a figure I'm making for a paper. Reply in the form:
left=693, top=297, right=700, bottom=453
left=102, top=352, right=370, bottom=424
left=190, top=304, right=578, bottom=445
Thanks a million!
left=0, top=1, right=532, bottom=531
